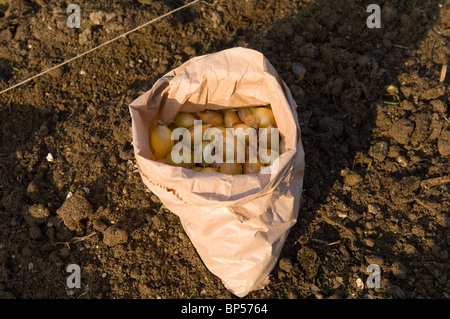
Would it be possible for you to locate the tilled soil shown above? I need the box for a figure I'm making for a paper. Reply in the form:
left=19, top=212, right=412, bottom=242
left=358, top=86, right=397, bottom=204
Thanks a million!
left=0, top=0, right=449, bottom=299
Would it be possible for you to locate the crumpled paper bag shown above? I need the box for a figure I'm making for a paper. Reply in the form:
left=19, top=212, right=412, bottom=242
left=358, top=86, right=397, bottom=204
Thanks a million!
left=129, top=47, right=305, bottom=297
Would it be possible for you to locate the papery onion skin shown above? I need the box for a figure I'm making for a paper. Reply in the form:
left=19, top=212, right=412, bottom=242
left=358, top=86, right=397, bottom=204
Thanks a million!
left=198, top=110, right=224, bottom=126
left=237, top=108, right=258, bottom=128
left=224, top=110, right=241, bottom=128
left=150, top=125, right=174, bottom=158
left=219, top=163, right=243, bottom=175
left=243, top=159, right=263, bottom=174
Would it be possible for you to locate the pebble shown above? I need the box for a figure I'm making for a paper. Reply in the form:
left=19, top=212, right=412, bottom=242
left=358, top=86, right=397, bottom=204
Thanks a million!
left=183, top=46, right=196, bottom=56
left=363, top=238, right=375, bottom=248
left=356, top=278, right=364, bottom=289
left=367, top=204, right=380, bottom=215
left=292, top=62, right=306, bottom=81
left=38, top=124, right=48, bottom=136
left=396, top=156, right=408, bottom=167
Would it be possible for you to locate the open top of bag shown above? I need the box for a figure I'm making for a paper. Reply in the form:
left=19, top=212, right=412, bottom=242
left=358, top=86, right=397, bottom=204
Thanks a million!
left=129, top=47, right=302, bottom=207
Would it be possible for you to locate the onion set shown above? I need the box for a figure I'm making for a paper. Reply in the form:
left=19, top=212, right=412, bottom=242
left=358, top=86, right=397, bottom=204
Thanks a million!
left=150, top=106, right=282, bottom=175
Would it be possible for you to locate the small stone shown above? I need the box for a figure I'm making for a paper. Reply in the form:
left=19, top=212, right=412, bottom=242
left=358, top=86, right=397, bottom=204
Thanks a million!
left=363, top=238, right=375, bottom=248
left=292, top=62, right=306, bottom=81
left=356, top=278, right=364, bottom=289
left=337, top=211, right=348, bottom=219
left=367, top=204, right=380, bottom=215
left=396, top=156, right=408, bottom=167
left=46, top=153, right=54, bottom=162
left=182, top=46, right=196, bottom=56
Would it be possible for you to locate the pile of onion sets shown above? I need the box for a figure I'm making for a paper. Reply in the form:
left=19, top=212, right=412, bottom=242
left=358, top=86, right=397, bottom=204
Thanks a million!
left=149, top=106, right=284, bottom=175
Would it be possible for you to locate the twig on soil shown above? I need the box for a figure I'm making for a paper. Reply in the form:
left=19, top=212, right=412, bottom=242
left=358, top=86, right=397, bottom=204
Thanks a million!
left=318, top=213, right=356, bottom=249
left=414, top=198, right=438, bottom=215
left=392, top=44, right=410, bottom=49
left=311, top=238, right=341, bottom=246
left=420, top=176, right=450, bottom=189
left=440, top=64, right=447, bottom=84
left=71, top=232, right=97, bottom=244
left=55, top=232, right=97, bottom=249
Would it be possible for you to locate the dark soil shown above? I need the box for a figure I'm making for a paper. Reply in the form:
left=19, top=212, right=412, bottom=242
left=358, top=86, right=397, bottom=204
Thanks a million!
left=0, top=0, right=449, bottom=299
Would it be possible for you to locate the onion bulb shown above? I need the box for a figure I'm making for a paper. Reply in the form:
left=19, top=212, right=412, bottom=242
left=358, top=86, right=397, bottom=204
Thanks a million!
left=174, top=112, right=196, bottom=128
left=224, top=110, right=241, bottom=128
left=237, top=108, right=258, bottom=128
left=252, top=107, right=275, bottom=128
left=165, top=148, right=193, bottom=168
left=185, top=123, right=212, bottom=145
left=201, top=167, right=218, bottom=173
left=198, top=110, right=223, bottom=126
left=258, top=125, right=279, bottom=150
left=150, top=125, right=174, bottom=158
left=233, top=123, right=255, bottom=143
left=220, top=163, right=242, bottom=175
left=243, top=159, right=263, bottom=174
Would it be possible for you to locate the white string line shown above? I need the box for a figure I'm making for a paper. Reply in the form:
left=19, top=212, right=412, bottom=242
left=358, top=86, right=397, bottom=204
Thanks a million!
left=0, top=0, right=202, bottom=96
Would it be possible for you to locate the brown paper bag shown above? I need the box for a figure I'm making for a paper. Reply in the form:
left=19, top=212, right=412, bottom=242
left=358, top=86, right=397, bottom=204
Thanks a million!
left=129, top=47, right=305, bottom=297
